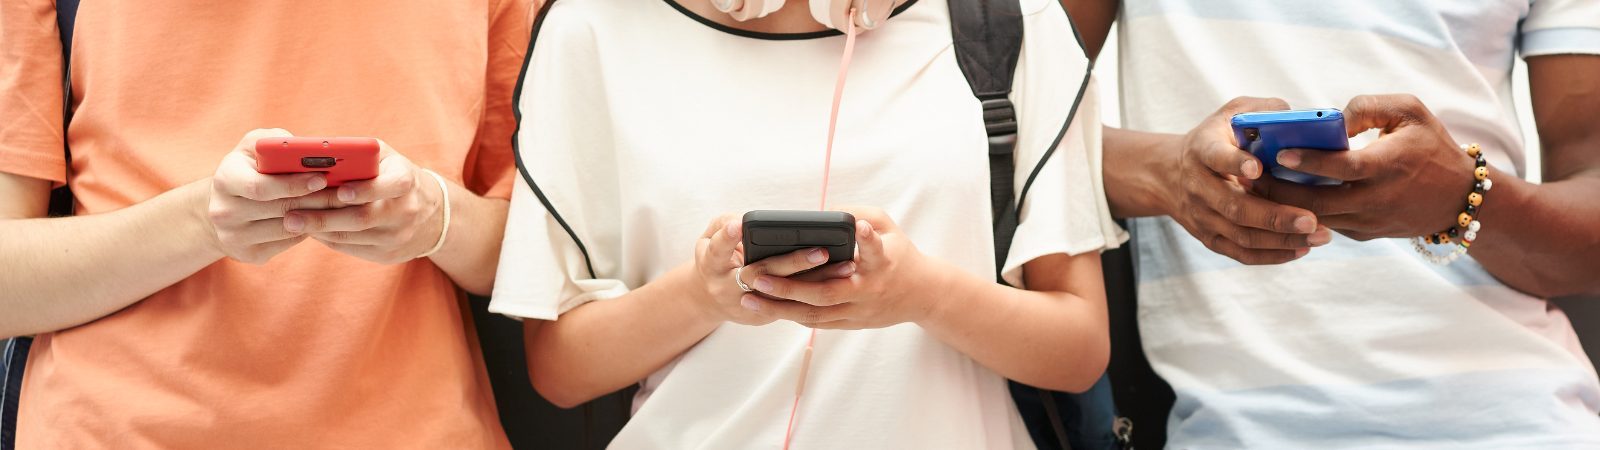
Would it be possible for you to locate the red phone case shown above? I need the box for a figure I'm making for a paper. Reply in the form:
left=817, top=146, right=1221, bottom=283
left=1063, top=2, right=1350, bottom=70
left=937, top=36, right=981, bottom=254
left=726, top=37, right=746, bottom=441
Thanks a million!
left=255, top=137, right=380, bottom=187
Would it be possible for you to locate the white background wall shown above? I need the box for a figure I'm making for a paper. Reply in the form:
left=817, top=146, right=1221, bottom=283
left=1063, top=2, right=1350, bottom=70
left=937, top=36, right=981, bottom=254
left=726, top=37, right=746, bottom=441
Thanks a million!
left=1095, top=27, right=1545, bottom=182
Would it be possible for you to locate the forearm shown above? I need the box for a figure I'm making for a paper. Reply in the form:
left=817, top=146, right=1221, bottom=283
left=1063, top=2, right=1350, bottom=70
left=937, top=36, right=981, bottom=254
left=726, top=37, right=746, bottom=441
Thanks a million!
left=915, top=259, right=1109, bottom=393
left=0, top=180, right=223, bottom=337
left=525, top=264, right=722, bottom=408
left=1103, top=125, right=1181, bottom=219
left=428, top=181, right=508, bottom=295
left=1470, top=166, right=1600, bottom=297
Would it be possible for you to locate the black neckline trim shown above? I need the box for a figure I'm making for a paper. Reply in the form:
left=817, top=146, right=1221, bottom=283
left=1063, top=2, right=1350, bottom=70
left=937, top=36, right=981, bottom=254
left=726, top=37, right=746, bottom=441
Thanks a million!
left=662, top=0, right=920, bottom=41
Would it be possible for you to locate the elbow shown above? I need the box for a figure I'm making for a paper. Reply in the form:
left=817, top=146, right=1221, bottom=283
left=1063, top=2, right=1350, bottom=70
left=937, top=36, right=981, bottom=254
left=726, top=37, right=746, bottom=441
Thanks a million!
left=523, top=321, right=603, bottom=409
left=528, top=368, right=596, bottom=410
left=1031, top=329, right=1111, bottom=394
left=1059, top=333, right=1112, bottom=394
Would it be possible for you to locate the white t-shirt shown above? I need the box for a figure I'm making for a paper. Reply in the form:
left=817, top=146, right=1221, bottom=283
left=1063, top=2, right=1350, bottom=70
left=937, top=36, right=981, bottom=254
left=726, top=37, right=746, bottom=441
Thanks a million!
left=1118, top=1, right=1600, bottom=448
left=490, top=0, right=1123, bottom=448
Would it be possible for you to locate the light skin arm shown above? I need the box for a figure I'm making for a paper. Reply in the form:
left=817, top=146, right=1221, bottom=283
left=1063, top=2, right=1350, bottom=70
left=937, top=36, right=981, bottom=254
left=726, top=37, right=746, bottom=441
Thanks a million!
left=743, top=208, right=1110, bottom=392
left=0, top=176, right=223, bottom=338
left=524, top=214, right=848, bottom=408
left=914, top=251, right=1109, bottom=391
left=1, top=129, right=510, bottom=338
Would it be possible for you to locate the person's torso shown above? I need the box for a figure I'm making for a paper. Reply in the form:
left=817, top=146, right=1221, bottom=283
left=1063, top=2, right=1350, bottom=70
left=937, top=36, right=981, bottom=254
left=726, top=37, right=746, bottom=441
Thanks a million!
left=1117, top=1, right=1600, bottom=447
left=20, top=1, right=511, bottom=447
left=520, top=0, right=1091, bottom=447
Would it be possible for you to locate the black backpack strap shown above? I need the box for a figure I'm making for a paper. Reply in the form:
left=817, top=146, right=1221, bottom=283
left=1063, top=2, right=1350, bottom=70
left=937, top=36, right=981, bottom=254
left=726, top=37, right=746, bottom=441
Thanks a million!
left=48, top=0, right=79, bottom=219
left=948, top=0, right=1024, bottom=281
left=950, top=2, right=1122, bottom=449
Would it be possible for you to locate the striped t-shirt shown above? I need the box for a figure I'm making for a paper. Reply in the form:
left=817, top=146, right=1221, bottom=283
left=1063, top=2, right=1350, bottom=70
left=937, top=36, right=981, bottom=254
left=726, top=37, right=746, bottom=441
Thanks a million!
left=1118, top=0, right=1600, bottom=447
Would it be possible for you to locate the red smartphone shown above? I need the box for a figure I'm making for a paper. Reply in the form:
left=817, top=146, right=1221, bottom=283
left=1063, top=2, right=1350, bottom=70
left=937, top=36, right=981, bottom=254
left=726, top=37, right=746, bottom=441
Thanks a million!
left=255, top=137, right=380, bottom=186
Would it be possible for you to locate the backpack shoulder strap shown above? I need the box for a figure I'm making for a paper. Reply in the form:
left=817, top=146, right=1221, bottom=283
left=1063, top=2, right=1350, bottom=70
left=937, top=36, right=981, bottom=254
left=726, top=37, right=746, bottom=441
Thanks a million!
left=48, top=0, right=80, bottom=218
left=948, top=0, right=1024, bottom=282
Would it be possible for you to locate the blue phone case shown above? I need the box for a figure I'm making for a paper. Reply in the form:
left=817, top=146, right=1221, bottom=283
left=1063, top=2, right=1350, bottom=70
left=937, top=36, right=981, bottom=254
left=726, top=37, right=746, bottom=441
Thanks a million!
left=1231, top=109, right=1349, bottom=185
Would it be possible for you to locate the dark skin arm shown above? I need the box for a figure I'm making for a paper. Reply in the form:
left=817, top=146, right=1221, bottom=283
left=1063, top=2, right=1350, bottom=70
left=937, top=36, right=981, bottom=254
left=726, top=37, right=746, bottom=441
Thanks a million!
left=1067, top=0, right=1330, bottom=264
left=1261, top=55, right=1600, bottom=297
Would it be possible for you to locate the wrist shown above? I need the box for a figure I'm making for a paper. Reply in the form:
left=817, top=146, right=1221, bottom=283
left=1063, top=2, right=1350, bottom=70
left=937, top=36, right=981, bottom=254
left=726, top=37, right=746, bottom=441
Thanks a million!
left=668, top=263, right=727, bottom=328
left=413, top=168, right=450, bottom=259
left=1150, top=136, right=1187, bottom=218
left=909, top=257, right=963, bottom=326
left=188, top=179, right=227, bottom=260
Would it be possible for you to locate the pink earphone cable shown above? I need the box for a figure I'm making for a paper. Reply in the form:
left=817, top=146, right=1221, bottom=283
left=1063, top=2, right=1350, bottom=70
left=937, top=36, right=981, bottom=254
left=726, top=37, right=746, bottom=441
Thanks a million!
left=783, top=10, right=859, bottom=450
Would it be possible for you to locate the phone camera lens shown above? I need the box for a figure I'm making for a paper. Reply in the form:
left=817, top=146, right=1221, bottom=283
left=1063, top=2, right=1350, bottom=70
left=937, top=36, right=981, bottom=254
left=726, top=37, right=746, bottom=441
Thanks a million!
left=1316, top=111, right=1324, bottom=117
left=1244, top=128, right=1259, bottom=141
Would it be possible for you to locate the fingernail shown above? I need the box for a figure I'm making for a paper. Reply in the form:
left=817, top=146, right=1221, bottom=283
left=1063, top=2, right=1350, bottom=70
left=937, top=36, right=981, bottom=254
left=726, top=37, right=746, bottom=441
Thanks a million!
left=1294, top=248, right=1310, bottom=259
left=837, top=261, right=856, bottom=276
left=807, top=249, right=827, bottom=264
left=1241, top=159, right=1261, bottom=179
left=308, top=176, right=327, bottom=191
left=1277, top=151, right=1301, bottom=169
left=725, top=221, right=740, bottom=238
left=740, top=296, right=760, bottom=311
left=1307, top=229, right=1332, bottom=247
left=753, top=277, right=773, bottom=292
left=337, top=187, right=355, bottom=202
left=1293, top=215, right=1316, bottom=233
left=284, top=214, right=304, bottom=232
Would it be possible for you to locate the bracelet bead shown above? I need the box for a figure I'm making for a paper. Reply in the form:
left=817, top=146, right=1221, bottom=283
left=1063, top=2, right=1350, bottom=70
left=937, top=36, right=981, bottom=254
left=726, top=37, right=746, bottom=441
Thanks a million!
left=1468, top=192, right=1483, bottom=206
left=1464, top=229, right=1478, bottom=242
left=1474, top=166, right=1488, bottom=181
left=1457, top=212, right=1472, bottom=228
left=1467, top=220, right=1481, bottom=233
left=1467, top=143, right=1481, bottom=158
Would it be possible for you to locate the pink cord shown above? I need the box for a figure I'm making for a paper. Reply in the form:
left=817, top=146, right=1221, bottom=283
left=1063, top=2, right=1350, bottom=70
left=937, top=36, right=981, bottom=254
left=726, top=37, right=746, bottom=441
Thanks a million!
left=816, top=11, right=858, bottom=212
left=783, top=10, right=858, bottom=450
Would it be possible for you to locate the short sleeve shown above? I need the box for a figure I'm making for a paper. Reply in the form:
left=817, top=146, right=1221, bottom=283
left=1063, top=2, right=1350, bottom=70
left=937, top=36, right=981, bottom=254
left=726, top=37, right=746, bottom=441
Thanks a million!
left=1002, top=78, right=1126, bottom=287
left=462, top=0, right=534, bottom=199
left=489, top=5, right=628, bottom=320
left=1000, top=5, right=1128, bottom=287
left=0, top=0, right=68, bottom=185
left=1520, top=0, right=1600, bottom=58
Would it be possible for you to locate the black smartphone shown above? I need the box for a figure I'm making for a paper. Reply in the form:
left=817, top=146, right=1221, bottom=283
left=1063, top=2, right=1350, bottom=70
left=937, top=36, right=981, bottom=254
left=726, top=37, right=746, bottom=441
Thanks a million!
left=741, top=210, right=856, bottom=265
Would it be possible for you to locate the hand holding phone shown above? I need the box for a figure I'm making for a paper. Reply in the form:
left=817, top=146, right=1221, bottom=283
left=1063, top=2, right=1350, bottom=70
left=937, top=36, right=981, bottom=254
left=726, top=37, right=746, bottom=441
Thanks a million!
left=255, top=137, right=380, bottom=187
left=1231, top=108, right=1349, bottom=186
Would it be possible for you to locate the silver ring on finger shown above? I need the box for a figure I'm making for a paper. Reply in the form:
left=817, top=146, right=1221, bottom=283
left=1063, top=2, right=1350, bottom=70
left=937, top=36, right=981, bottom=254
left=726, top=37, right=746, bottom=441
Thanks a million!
left=734, top=265, right=753, bottom=292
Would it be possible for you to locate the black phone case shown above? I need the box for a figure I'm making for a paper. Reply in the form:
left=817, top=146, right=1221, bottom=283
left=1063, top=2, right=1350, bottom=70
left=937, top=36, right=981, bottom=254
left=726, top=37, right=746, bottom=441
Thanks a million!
left=741, top=210, right=856, bottom=266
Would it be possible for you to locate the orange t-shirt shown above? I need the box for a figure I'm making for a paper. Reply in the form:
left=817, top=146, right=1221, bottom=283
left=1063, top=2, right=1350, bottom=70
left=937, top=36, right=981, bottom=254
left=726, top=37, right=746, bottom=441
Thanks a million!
left=0, top=0, right=531, bottom=447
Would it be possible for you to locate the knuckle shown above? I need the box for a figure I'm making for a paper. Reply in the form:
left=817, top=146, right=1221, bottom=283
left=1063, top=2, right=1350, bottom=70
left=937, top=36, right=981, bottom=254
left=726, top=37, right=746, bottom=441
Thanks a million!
left=1220, top=198, right=1242, bottom=221
left=819, top=285, right=842, bottom=304
left=353, top=207, right=376, bottom=228
left=397, top=173, right=417, bottom=194
left=1232, top=228, right=1257, bottom=249
left=803, top=309, right=823, bottom=325
left=241, top=182, right=263, bottom=200
left=1264, top=209, right=1284, bottom=232
left=207, top=204, right=233, bottom=224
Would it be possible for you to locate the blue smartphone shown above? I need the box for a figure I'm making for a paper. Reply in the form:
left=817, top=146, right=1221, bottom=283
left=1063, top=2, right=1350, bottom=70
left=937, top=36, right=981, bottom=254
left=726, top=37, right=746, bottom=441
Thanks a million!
left=1231, top=108, right=1349, bottom=185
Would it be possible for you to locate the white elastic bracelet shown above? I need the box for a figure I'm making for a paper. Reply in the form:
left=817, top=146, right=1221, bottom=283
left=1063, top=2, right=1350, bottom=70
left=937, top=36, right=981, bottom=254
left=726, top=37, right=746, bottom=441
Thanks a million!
left=416, top=169, right=451, bottom=259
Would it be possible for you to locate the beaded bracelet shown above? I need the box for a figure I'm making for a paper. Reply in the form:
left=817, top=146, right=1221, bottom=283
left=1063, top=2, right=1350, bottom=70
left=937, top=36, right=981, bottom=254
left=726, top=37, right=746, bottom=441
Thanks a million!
left=1412, top=143, right=1491, bottom=265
